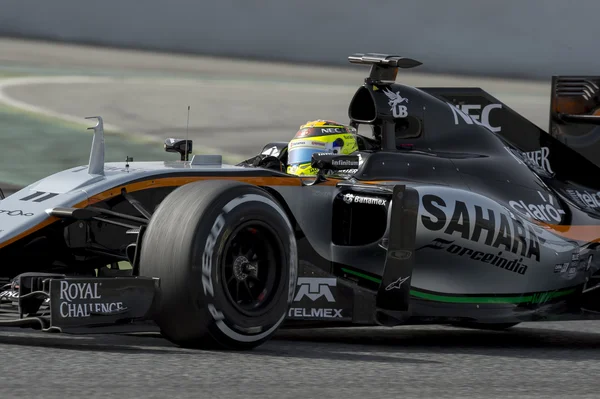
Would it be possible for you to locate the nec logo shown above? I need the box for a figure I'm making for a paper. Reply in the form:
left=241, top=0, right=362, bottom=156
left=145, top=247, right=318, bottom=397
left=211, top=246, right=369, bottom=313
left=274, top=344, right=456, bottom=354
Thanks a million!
left=447, top=102, right=503, bottom=132
left=293, top=277, right=336, bottom=302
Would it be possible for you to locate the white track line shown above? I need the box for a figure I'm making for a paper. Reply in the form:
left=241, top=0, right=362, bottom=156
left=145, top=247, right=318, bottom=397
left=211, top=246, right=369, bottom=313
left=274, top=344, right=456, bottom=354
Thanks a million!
left=0, top=74, right=355, bottom=137
left=0, top=75, right=546, bottom=126
left=0, top=75, right=549, bottom=149
left=0, top=76, right=173, bottom=143
left=0, top=75, right=285, bottom=160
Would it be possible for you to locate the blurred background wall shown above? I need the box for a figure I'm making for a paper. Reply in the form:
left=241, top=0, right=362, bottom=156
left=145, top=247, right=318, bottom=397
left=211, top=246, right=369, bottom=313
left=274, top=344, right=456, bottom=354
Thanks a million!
left=2, top=0, right=600, bottom=79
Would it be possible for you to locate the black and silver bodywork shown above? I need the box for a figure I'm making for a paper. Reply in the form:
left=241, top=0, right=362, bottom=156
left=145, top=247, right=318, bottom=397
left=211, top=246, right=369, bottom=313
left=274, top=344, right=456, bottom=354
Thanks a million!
left=1, top=53, right=600, bottom=349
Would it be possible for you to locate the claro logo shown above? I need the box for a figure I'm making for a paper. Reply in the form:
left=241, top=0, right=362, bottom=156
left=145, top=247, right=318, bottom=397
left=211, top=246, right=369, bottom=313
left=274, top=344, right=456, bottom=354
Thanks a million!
left=509, top=191, right=565, bottom=223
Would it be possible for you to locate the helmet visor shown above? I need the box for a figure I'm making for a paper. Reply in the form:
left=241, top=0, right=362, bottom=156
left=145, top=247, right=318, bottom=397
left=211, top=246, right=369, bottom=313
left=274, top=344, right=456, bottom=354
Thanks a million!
left=288, top=145, right=327, bottom=166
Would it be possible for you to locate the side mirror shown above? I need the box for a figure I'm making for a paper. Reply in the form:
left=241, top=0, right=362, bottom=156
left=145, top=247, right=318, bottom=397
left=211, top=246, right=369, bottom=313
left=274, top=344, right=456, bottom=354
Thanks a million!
left=311, top=153, right=360, bottom=171
left=164, top=138, right=193, bottom=161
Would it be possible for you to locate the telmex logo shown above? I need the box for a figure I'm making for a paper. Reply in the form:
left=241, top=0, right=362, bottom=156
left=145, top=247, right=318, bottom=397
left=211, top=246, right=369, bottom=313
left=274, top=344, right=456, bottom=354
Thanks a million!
left=566, top=189, right=600, bottom=210
left=294, top=277, right=336, bottom=302
left=447, top=103, right=503, bottom=132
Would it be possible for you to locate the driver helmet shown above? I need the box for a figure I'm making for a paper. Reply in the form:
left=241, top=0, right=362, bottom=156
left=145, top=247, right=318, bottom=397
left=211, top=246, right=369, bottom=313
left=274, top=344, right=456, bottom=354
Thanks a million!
left=286, top=120, right=359, bottom=176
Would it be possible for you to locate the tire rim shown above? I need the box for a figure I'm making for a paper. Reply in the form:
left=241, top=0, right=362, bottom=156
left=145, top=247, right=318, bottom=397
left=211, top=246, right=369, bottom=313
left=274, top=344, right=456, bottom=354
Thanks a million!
left=220, top=220, right=283, bottom=316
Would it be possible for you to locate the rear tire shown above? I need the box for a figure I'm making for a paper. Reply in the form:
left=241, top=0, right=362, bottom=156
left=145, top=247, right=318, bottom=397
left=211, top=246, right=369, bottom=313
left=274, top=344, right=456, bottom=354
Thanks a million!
left=139, top=180, right=298, bottom=350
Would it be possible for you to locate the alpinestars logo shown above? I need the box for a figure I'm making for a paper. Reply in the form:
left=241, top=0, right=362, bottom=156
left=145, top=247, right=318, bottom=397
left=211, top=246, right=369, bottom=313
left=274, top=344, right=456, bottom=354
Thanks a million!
left=385, top=276, right=410, bottom=291
left=343, top=193, right=388, bottom=206
left=293, top=277, right=336, bottom=302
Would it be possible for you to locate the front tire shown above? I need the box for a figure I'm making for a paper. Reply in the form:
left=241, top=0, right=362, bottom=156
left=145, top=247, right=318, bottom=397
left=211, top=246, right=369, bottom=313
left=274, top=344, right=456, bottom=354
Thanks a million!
left=139, top=180, right=298, bottom=350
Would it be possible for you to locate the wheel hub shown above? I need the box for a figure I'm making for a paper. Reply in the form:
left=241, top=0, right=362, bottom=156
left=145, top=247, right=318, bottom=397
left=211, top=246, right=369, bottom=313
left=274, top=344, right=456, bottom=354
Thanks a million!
left=233, top=255, right=258, bottom=281
left=221, top=222, right=282, bottom=315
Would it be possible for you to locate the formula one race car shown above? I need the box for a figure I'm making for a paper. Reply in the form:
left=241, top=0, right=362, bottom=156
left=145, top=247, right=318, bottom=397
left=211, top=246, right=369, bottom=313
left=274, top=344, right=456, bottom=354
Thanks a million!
left=2, top=53, right=600, bottom=350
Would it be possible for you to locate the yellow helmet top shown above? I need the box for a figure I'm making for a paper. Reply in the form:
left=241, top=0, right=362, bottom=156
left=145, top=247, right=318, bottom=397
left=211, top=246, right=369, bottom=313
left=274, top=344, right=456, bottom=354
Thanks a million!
left=286, top=120, right=358, bottom=176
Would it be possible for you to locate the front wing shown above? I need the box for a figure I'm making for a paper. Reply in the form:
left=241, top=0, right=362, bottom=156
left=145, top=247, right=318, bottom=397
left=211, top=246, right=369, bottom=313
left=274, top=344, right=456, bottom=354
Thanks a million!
left=0, top=273, right=158, bottom=333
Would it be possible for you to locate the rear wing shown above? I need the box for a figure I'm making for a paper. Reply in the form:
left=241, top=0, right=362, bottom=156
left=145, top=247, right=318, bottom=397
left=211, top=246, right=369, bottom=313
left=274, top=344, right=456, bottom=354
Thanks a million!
left=348, top=53, right=422, bottom=83
left=550, top=76, right=600, bottom=167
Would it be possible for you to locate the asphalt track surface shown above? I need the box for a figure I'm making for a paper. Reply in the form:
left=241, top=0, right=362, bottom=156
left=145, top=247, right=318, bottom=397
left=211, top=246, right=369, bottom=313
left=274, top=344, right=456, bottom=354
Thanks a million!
left=2, top=323, right=600, bottom=399
left=1, top=39, right=600, bottom=398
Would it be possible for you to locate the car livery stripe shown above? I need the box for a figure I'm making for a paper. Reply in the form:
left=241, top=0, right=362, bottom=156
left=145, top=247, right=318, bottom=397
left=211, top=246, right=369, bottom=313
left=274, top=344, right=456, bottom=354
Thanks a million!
left=341, top=267, right=578, bottom=304
left=534, top=223, right=600, bottom=244
left=20, top=191, right=47, bottom=201
left=0, top=175, right=341, bottom=250
left=410, top=287, right=577, bottom=304
left=84, top=175, right=341, bottom=205
left=341, top=267, right=381, bottom=283
left=85, top=176, right=305, bottom=205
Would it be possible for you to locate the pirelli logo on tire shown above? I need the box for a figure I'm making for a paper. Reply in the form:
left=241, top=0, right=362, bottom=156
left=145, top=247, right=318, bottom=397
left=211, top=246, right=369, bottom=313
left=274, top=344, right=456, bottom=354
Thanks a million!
left=203, top=210, right=228, bottom=323
left=202, top=213, right=225, bottom=298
